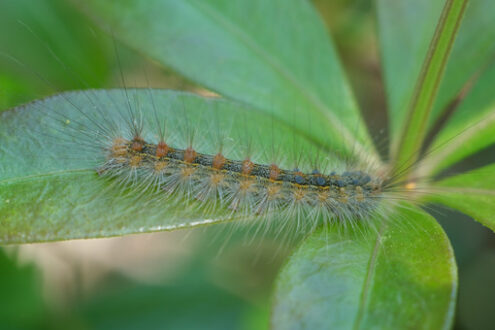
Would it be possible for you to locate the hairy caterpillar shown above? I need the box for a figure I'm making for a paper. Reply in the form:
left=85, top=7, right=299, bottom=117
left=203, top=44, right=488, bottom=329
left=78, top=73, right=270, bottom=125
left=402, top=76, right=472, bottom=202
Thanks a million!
left=98, top=112, right=382, bottom=223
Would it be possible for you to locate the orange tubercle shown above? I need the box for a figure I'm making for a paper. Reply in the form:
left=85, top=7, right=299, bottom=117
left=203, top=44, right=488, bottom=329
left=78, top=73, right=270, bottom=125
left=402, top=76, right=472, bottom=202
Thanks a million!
left=210, top=173, right=225, bottom=186
left=183, top=147, right=197, bottom=163
left=181, top=167, right=196, bottom=177
left=293, top=188, right=306, bottom=201
left=266, top=184, right=281, bottom=199
left=269, top=164, right=280, bottom=181
left=131, top=136, right=145, bottom=152
left=242, top=159, right=254, bottom=175
left=212, top=153, right=226, bottom=170
left=129, top=155, right=142, bottom=167
left=154, top=161, right=168, bottom=172
left=239, top=179, right=253, bottom=191
left=111, top=137, right=128, bottom=157
left=156, top=141, right=169, bottom=158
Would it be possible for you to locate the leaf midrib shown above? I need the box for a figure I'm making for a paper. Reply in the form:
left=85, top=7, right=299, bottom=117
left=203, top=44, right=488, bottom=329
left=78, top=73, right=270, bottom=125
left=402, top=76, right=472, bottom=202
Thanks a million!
left=353, top=224, right=386, bottom=329
left=433, top=187, right=495, bottom=196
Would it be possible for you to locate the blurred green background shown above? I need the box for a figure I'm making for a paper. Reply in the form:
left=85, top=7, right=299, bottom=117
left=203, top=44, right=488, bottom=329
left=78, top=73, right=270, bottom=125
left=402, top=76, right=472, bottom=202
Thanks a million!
left=0, top=0, right=494, bottom=329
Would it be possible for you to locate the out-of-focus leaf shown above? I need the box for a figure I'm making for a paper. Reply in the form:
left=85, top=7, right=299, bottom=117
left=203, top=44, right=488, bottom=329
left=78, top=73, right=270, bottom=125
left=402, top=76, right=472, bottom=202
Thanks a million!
left=0, top=74, right=35, bottom=111
left=78, top=277, right=251, bottom=330
left=79, top=0, right=378, bottom=163
left=427, top=163, right=495, bottom=232
left=377, top=0, right=443, bottom=140
left=0, top=0, right=111, bottom=108
left=271, top=205, right=457, bottom=329
left=0, top=249, right=45, bottom=328
left=431, top=0, right=495, bottom=123
left=384, top=0, right=468, bottom=174
left=458, top=252, right=495, bottom=329
left=377, top=0, right=495, bottom=142
left=66, top=224, right=275, bottom=330
left=422, top=62, right=495, bottom=175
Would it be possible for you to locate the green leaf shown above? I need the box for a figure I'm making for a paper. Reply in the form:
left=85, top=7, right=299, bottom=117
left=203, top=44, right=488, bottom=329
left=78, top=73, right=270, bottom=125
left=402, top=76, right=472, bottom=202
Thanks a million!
left=427, top=163, right=495, bottom=232
left=457, top=252, right=495, bottom=329
left=0, top=74, right=35, bottom=111
left=0, top=0, right=112, bottom=108
left=390, top=0, right=469, bottom=175
left=0, top=249, right=45, bottom=327
left=77, top=275, right=254, bottom=330
left=72, top=230, right=273, bottom=330
left=0, top=89, right=330, bottom=244
left=377, top=0, right=495, bottom=147
left=377, top=0, right=444, bottom=140
left=421, top=62, right=495, bottom=176
left=272, top=205, right=457, bottom=329
left=430, top=0, right=495, bottom=125
left=78, top=0, right=378, bottom=163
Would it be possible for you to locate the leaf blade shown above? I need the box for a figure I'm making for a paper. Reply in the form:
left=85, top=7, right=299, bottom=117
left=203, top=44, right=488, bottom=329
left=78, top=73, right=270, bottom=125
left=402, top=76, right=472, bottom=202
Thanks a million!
left=430, top=0, right=495, bottom=125
left=421, top=63, right=495, bottom=175
left=271, top=205, right=457, bottom=329
left=378, top=0, right=495, bottom=137
left=392, top=0, right=469, bottom=175
left=427, top=163, right=495, bottom=232
left=79, top=0, right=378, bottom=163
left=377, top=0, right=444, bottom=140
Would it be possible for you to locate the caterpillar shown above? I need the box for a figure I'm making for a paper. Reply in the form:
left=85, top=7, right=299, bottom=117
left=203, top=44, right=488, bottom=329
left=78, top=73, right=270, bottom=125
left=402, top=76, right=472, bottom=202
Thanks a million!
left=99, top=120, right=382, bottom=222
left=74, top=87, right=386, bottom=224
